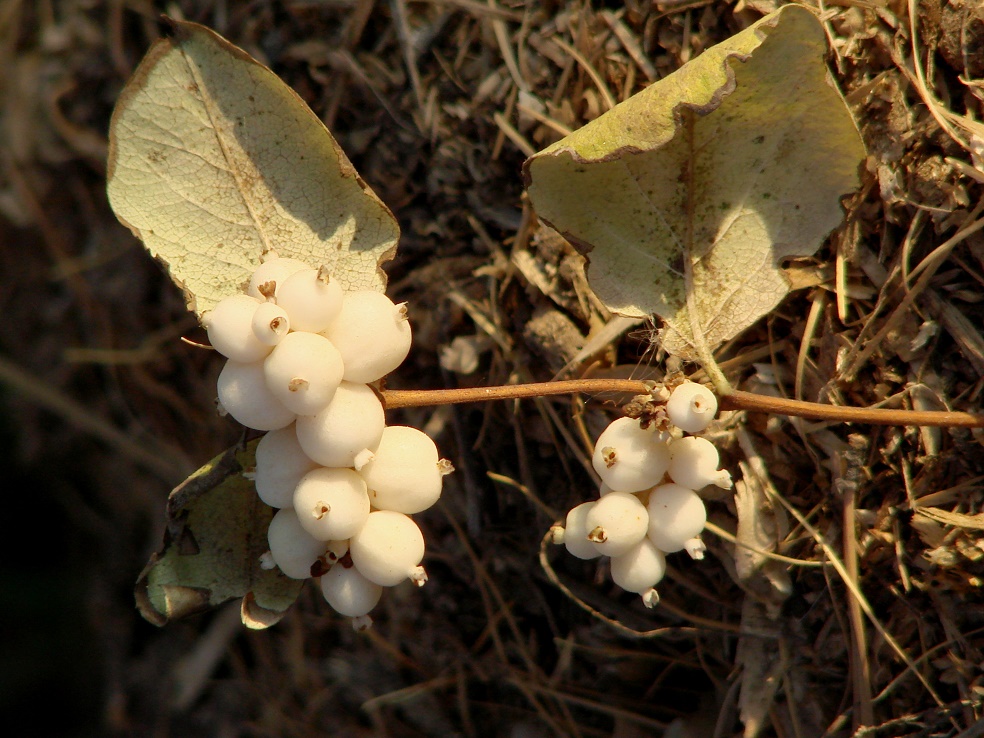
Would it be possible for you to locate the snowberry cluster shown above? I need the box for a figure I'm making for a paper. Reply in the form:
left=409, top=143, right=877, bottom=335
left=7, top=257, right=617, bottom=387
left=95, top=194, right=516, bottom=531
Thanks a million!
left=202, top=256, right=453, bottom=628
left=552, top=381, right=730, bottom=608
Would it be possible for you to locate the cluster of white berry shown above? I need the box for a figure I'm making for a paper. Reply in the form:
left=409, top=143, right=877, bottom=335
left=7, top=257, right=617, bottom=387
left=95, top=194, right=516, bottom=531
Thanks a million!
left=552, top=381, right=730, bottom=608
left=202, top=256, right=453, bottom=628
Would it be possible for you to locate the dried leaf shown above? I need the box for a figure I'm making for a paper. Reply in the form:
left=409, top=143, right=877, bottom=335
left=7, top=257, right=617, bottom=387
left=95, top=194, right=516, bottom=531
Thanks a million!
left=107, top=20, right=398, bottom=316
left=734, top=463, right=792, bottom=607
left=733, top=460, right=791, bottom=738
left=916, top=506, right=984, bottom=531
left=135, top=440, right=303, bottom=630
left=524, top=5, right=864, bottom=358
left=735, top=597, right=783, bottom=738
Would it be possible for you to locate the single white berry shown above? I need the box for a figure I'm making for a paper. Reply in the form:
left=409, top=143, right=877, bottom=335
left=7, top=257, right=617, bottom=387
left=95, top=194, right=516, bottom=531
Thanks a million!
left=254, top=425, right=318, bottom=508
left=610, top=538, right=667, bottom=594
left=295, top=382, right=386, bottom=467
left=247, top=257, right=309, bottom=300
left=359, top=426, right=448, bottom=514
left=585, top=491, right=649, bottom=557
left=349, top=510, right=426, bottom=587
left=647, top=483, right=707, bottom=553
left=320, top=563, right=383, bottom=617
left=267, top=507, right=327, bottom=579
left=263, top=331, right=344, bottom=416
left=202, top=293, right=271, bottom=362
left=293, top=467, right=370, bottom=541
left=591, top=417, right=670, bottom=493
left=275, top=267, right=344, bottom=333
left=557, top=501, right=602, bottom=560
left=251, top=302, right=291, bottom=346
left=321, top=291, right=412, bottom=383
left=217, top=360, right=295, bottom=431
left=668, top=436, right=732, bottom=490
left=665, top=381, right=718, bottom=433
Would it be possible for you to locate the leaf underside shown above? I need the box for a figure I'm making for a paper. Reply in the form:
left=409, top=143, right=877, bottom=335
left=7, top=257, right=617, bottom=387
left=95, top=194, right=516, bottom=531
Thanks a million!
left=524, top=5, right=865, bottom=358
left=135, top=439, right=303, bottom=630
left=107, top=19, right=399, bottom=316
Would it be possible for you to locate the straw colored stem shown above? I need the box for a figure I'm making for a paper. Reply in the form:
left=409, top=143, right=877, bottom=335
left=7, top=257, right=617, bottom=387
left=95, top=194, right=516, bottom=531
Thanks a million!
left=380, top=382, right=984, bottom=428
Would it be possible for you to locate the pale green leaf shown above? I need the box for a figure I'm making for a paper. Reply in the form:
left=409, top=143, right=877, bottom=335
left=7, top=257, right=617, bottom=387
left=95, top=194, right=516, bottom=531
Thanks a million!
left=107, top=20, right=398, bottom=316
left=135, top=439, right=303, bottom=630
left=524, top=5, right=865, bottom=358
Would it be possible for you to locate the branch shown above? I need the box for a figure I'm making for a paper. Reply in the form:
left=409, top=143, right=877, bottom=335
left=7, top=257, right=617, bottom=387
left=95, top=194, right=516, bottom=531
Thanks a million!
left=380, top=381, right=984, bottom=428
left=382, top=380, right=646, bottom=407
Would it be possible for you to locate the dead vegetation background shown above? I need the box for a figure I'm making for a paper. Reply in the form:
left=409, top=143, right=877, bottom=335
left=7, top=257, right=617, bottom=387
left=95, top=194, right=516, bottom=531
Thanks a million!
left=2, top=0, right=984, bottom=736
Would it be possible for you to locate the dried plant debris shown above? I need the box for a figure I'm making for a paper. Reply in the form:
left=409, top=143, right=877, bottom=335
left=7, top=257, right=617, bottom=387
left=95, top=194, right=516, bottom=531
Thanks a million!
left=2, top=1, right=984, bottom=736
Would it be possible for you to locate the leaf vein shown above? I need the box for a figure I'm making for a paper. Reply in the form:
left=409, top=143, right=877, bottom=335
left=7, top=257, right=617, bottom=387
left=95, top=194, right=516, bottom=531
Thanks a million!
left=177, top=46, right=274, bottom=256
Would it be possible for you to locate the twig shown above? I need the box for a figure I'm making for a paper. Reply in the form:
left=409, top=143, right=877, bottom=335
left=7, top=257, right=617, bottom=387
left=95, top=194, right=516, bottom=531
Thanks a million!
left=718, top=390, right=984, bottom=428
left=537, top=528, right=700, bottom=639
left=737, top=428, right=950, bottom=714
left=0, top=355, right=184, bottom=479
left=382, top=379, right=647, bottom=407
left=551, top=36, right=617, bottom=111
left=839, top=435, right=874, bottom=730
left=390, top=0, right=425, bottom=109
left=380, top=381, right=984, bottom=427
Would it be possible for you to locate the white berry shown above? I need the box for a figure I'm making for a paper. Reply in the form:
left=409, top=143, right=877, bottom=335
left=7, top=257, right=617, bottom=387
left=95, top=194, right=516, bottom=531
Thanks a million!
left=275, top=267, right=344, bottom=333
left=668, top=436, right=732, bottom=490
left=350, top=510, right=426, bottom=587
left=217, top=359, right=295, bottom=431
left=610, top=538, right=667, bottom=594
left=585, top=491, right=649, bottom=557
left=359, top=426, right=448, bottom=514
left=556, top=501, right=602, bottom=560
left=267, top=507, right=326, bottom=579
left=647, top=483, right=707, bottom=553
left=202, top=293, right=271, bottom=363
left=292, top=467, right=370, bottom=541
left=591, top=417, right=670, bottom=493
left=263, top=331, right=344, bottom=416
left=665, top=381, right=718, bottom=433
left=320, top=563, right=383, bottom=617
left=247, top=257, right=309, bottom=300
left=251, top=302, right=291, bottom=346
left=322, top=291, right=412, bottom=383
left=295, top=382, right=385, bottom=467
left=253, top=425, right=318, bottom=508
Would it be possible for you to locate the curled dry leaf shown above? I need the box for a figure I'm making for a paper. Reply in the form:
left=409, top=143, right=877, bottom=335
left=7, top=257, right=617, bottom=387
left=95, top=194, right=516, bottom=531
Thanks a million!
left=916, top=506, right=984, bottom=531
left=733, top=451, right=792, bottom=738
left=107, top=19, right=399, bottom=316
left=135, top=439, right=303, bottom=630
left=524, top=5, right=865, bottom=358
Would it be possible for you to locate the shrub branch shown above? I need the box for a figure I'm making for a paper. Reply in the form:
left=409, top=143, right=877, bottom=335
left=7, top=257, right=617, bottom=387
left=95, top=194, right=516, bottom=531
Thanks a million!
left=381, top=381, right=984, bottom=428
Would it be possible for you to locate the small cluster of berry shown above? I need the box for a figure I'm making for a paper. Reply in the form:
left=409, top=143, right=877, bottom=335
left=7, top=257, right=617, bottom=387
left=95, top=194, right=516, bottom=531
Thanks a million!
left=203, top=256, right=452, bottom=628
left=553, top=381, right=730, bottom=607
